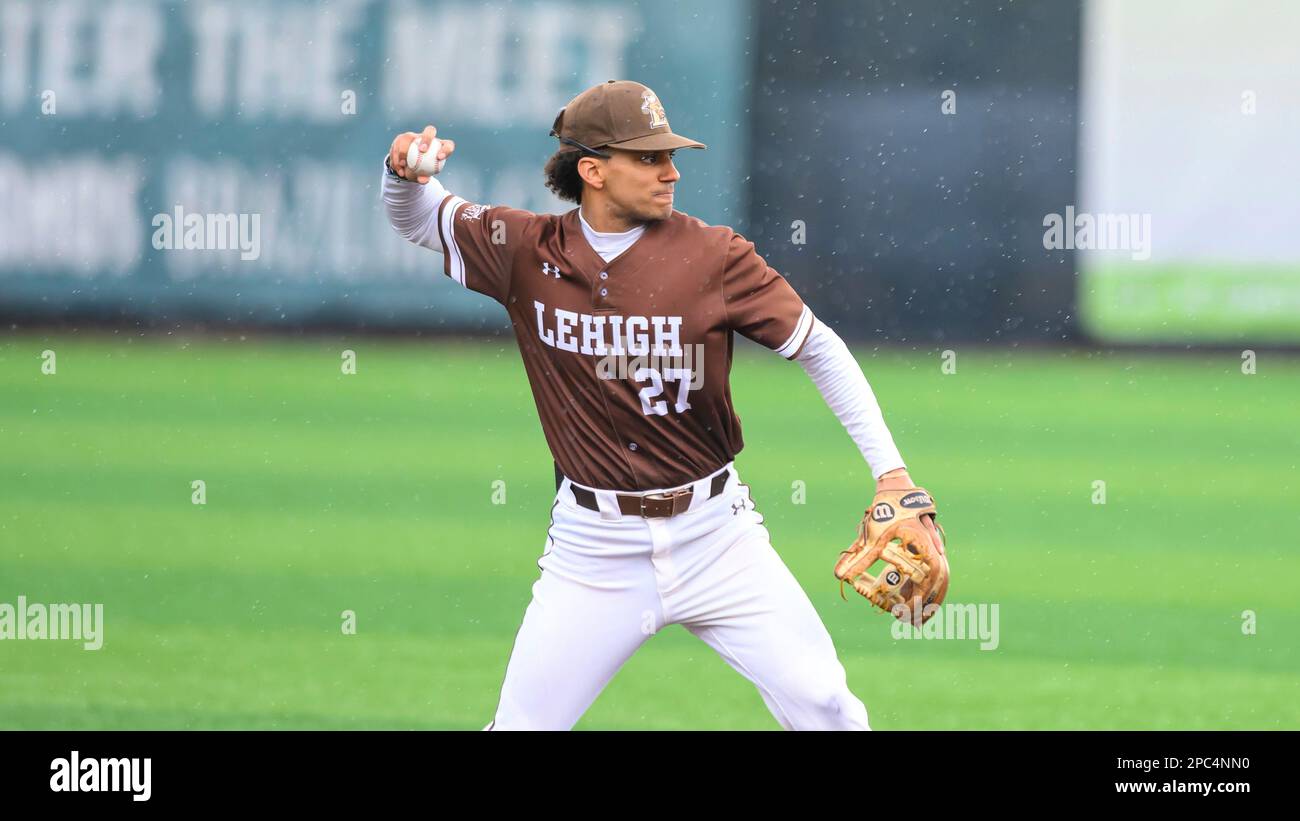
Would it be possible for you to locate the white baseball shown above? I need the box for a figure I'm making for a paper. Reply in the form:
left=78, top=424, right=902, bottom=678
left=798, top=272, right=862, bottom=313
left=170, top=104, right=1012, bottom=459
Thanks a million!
left=407, top=137, right=445, bottom=176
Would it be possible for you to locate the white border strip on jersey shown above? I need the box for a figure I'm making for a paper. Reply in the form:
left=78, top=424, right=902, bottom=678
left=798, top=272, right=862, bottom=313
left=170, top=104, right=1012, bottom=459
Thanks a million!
left=439, top=195, right=468, bottom=288
left=775, top=304, right=814, bottom=359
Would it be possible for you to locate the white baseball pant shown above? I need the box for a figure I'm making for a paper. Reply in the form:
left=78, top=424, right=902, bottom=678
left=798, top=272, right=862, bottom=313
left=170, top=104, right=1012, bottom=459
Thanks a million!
left=486, top=461, right=870, bottom=730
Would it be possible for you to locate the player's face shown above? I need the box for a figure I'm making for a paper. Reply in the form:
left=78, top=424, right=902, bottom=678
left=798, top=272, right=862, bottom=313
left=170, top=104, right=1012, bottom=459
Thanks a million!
left=602, top=148, right=681, bottom=223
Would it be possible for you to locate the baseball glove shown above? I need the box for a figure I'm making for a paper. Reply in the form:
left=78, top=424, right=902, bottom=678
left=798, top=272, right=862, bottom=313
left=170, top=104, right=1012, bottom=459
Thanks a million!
left=835, top=487, right=949, bottom=625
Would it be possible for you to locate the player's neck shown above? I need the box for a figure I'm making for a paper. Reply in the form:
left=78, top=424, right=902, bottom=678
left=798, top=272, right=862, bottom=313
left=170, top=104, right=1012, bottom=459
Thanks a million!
left=579, top=201, right=644, bottom=234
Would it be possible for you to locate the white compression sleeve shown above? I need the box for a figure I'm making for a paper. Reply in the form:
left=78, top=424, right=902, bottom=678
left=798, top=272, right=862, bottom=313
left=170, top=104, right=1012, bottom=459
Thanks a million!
left=794, top=316, right=907, bottom=480
left=381, top=159, right=450, bottom=252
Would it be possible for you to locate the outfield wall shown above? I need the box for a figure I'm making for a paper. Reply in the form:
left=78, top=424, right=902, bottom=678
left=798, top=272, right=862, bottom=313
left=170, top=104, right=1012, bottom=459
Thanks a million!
left=3, top=0, right=1294, bottom=346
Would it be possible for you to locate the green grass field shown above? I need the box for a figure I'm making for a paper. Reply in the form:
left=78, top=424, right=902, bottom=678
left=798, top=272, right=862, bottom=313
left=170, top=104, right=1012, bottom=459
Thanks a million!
left=1, top=335, right=1297, bottom=729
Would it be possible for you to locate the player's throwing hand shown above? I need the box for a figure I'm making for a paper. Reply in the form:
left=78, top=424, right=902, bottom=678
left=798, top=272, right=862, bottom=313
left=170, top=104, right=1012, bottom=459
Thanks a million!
left=388, top=125, right=456, bottom=184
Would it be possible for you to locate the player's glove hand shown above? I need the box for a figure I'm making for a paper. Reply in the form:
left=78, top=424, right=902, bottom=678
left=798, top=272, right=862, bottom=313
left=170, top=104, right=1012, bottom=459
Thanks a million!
left=834, top=487, right=950, bottom=625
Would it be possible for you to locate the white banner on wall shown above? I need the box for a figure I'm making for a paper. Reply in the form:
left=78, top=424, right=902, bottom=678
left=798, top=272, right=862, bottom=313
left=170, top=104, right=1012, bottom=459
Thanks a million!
left=1078, top=0, right=1300, bottom=342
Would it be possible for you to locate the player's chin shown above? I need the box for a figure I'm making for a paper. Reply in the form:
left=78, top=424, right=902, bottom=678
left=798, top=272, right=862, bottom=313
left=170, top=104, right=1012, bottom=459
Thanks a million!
left=643, top=199, right=674, bottom=221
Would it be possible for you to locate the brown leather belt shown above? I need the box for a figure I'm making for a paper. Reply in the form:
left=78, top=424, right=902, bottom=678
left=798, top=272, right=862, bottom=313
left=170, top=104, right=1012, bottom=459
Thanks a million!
left=569, top=469, right=730, bottom=518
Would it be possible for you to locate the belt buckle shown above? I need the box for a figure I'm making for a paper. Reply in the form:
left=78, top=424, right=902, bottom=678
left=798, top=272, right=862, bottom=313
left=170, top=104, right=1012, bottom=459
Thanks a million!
left=642, top=487, right=693, bottom=517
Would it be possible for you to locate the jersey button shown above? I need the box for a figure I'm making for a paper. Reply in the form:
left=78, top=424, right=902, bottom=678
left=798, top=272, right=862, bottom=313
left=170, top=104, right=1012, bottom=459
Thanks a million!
left=599, top=271, right=608, bottom=280
left=599, top=287, right=608, bottom=297
left=628, top=442, right=638, bottom=451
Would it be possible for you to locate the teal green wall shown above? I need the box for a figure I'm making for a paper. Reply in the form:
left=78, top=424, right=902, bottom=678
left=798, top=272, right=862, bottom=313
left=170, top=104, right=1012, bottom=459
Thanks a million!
left=0, top=0, right=750, bottom=328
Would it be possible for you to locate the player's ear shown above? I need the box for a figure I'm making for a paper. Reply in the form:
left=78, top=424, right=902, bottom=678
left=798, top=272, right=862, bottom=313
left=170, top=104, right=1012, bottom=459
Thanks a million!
left=577, top=156, right=606, bottom=190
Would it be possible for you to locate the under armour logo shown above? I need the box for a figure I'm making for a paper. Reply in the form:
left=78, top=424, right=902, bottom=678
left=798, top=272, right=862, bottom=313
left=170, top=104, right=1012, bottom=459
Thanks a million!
left=541, top=262, right=562, bottom=278
left=731, top=499, right=747, bottom=516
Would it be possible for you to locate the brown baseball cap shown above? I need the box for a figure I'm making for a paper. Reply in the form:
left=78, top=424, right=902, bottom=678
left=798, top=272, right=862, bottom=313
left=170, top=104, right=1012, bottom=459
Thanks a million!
left=550, top=80, right=706, bottom=155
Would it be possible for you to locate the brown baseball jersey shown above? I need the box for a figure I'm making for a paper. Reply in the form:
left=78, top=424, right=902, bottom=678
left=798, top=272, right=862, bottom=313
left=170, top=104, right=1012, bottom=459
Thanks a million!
left=433, top=193, right=814, bottom=491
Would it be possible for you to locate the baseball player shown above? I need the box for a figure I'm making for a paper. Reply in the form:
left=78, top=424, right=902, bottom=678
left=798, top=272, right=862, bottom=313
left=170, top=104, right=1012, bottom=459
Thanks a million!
left=382, top=80, right=945, bottom=730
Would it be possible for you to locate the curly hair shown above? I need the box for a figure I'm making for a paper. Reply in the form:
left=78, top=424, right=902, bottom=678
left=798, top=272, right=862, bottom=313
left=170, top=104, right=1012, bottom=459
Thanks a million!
left=543, top=148, right=585, bottom=204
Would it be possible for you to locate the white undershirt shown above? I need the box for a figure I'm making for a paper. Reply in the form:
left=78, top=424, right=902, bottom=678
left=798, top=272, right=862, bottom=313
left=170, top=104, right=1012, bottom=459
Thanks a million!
left=381, top=161, right=907, bottom=480
left=793, top=318, right=906, bottom=479
left=380, top=163, right=447, bottom=249
left=577, top=207, right=645, bottom=262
